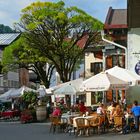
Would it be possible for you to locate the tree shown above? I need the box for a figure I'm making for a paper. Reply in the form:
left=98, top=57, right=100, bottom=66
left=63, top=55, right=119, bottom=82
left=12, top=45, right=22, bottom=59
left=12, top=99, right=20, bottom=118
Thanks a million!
left=0, top=24, right=15, bottom=33
left=2, top=36, right=55, bottom=88
left=16, top=1, right=103, bottom=82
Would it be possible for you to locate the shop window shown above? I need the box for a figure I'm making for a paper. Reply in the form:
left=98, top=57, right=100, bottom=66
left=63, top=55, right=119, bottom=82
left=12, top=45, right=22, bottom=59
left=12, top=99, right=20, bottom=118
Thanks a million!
left=90, top=62, right=103, bottom=74
left=91, top=92, right=103, bottom=104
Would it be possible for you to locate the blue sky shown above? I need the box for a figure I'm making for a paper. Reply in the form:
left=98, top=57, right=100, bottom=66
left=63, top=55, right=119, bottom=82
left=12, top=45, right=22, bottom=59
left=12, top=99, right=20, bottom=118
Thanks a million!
left=0, top=0, right=127, bottom=29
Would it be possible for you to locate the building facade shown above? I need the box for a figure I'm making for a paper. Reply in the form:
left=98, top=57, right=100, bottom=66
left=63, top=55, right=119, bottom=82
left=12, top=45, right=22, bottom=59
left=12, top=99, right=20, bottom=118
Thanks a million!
left=0, top=33, right=20, bottom=94
left=126, top=0, right=140, bottom=104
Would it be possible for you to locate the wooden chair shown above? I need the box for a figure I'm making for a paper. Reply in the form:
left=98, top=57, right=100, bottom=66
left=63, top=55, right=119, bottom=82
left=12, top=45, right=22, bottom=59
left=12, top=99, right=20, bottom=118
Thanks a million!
left=49, top=115, right=64, bottom=133
left=89, top=116, right=100, bottom=134
left=75, top=118, right=90, bottom=136
left=98, top=115, right=106, bottom=133
left=64, top=116, right=76, bottom=135
left=113, top=116, right=123, bottom=132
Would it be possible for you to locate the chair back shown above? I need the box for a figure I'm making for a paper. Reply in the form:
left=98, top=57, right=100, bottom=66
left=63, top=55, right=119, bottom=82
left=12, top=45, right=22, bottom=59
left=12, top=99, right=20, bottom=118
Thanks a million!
left=114, top=116, right=123, bottom=126
left=75, top=118, right=89, bottom=128
left=98, top=115, right=105, bottom=125
left=50, top=115, right=61, bottom=125
left=89, top=116, right=100, bottom=127
left=69, top=116, right=74, bottom=125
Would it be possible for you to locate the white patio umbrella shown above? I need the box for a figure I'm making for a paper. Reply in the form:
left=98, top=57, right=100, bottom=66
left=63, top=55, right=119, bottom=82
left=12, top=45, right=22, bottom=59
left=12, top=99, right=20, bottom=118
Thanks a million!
left=53, top=79, right=84, bottom=105
left=80, top=72, right=129, bottom=92
left=37, top=87, right=46, bottom=98
left=48, top=78, right=83, bottom=95
left=54, top=84, right=77, bottom=95
left=105, top=66, right=140, bottom=86
left=0, top=89, right=16, bottom=101
left=10, top=86, right=37, bottom=98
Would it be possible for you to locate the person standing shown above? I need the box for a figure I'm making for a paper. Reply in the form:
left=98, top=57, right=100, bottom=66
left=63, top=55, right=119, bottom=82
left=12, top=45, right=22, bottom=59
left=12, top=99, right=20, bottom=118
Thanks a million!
left=131, top=100, right=140, bottom=132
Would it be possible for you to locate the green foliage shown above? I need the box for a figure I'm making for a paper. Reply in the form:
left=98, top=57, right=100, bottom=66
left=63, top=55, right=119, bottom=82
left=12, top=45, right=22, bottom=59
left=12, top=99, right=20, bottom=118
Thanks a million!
left=16, top=1, right=103, bottom=83
left=21, top=91, right=38, bottom=106
left=0, top=61, right=3, bottom=74
left=0, top=24, right=15, bottom=33
left=2, top=36, right=55, bottom=88
left=41, top=96, right=49, bottom=104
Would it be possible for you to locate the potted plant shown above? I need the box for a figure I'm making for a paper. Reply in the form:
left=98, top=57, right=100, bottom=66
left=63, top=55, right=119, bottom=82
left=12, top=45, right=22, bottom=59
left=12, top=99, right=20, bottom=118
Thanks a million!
left=20, top=91, right=38, bottom=123
left=36, top=96, right=49, bottom=122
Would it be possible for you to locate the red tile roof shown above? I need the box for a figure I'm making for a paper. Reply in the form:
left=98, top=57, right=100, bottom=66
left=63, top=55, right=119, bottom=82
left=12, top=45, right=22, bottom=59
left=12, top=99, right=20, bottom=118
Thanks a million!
left=104, top=7, right=127, bottom=29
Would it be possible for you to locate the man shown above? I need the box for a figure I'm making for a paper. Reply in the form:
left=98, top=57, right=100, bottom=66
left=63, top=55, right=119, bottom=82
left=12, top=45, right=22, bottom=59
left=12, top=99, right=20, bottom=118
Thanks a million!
left=79, top=101, right=87, bottom=114
left=131, top=100, right=140, bottom=132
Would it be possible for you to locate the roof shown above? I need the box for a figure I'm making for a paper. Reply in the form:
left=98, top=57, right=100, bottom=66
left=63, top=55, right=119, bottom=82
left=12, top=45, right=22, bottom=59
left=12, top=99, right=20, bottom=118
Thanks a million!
left=0, top=33, right=20, bottom=46
left=104, top=7, right=127, bottom=29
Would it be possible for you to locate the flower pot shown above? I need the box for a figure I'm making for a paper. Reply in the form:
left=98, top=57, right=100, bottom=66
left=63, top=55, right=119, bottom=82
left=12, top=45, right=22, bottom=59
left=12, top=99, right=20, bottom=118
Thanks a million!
left=36, top=106, right=46, bottom=121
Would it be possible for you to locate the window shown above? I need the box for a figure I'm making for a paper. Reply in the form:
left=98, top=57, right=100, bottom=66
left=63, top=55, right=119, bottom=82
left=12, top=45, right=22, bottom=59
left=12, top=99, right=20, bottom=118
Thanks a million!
left=112, top=55, right=124, bottom=67
left=90, top=62, right=103, bottom=74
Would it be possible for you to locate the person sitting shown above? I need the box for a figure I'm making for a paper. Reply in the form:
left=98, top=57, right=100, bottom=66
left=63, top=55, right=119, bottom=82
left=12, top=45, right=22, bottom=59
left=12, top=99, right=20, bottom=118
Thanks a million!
left=97, top=103, right=105, bottom=115
left=52, top=106, right=61, bottom=117
left=113, top=104, right=123, bottom=117
left=79, top=101, right=87, bottom=114
left=107, top=102, right=116, bottom=123
left=121, top=108, right=134, bottom=134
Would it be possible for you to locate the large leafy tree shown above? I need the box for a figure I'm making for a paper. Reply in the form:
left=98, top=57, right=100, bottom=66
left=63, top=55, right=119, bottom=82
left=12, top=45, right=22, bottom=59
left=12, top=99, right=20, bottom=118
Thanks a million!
left=16, top=1, right=103, bottom=82
left=2, top=37, right=55, bottom=88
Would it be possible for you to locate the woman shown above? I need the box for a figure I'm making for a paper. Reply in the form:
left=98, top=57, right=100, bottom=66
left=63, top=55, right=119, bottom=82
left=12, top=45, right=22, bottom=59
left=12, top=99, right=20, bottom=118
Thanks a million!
left=97, top=103, right=105, bottom=115
left=113, top=104, right=123, bottom=117
left=52, top=106, right=61, bottom=117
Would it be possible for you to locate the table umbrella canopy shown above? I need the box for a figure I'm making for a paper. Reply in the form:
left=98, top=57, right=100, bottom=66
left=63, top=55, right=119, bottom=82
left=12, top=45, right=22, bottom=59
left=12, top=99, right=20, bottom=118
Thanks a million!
left=80, top=72, right=129, bottom=92
left=37, top=85, right=46, bottom=98
left=47, top=78, right=83, bottom=95
left=53, top=78, right=84, bottom=95
left=54, top=84, right=77, bottom=95
left=105, top=66, right=140, bottom=86
left=0, top=89, right=16, bottom=101
left=9, top=86, right=37, bottom=98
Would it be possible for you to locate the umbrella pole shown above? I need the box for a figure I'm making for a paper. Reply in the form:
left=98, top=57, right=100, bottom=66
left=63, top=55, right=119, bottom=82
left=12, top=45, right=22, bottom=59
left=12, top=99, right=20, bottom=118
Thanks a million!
left=103, top=91, right=106, bottom=104
left=116, top=90, right=118, bottom=103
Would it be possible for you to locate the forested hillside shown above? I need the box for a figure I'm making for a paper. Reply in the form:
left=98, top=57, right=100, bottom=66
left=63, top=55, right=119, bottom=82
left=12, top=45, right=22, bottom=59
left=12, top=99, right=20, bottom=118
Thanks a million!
left=0, top=24, right=15, bottom=33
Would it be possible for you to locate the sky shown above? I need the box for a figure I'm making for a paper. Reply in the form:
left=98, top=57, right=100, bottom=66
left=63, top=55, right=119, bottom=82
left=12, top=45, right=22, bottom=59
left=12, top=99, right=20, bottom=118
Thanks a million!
left=0, top=0, right=127, bottom=29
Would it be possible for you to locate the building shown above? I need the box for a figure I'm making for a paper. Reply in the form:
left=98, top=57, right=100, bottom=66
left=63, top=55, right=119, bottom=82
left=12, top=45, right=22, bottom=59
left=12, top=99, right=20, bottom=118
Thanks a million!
left=126, top=0, right=140, bottom=104
left=0, top=33, right=20, bottom=94
left=83, top=7, right=128, bottom=106
left=103, top=7, right=127, bottom=69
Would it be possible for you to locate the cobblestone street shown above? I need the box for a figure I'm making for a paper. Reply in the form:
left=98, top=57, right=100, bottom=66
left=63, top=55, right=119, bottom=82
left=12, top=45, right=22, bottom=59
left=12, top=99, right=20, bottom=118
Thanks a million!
left=0, top=121, right=140, bottom=140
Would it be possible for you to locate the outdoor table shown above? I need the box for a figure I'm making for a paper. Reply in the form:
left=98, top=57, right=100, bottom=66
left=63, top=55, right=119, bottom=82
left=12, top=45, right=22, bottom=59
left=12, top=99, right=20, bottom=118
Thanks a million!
left=61, top=112, right=80, bottom=124
left=73, top=116, right=94, bottom=127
